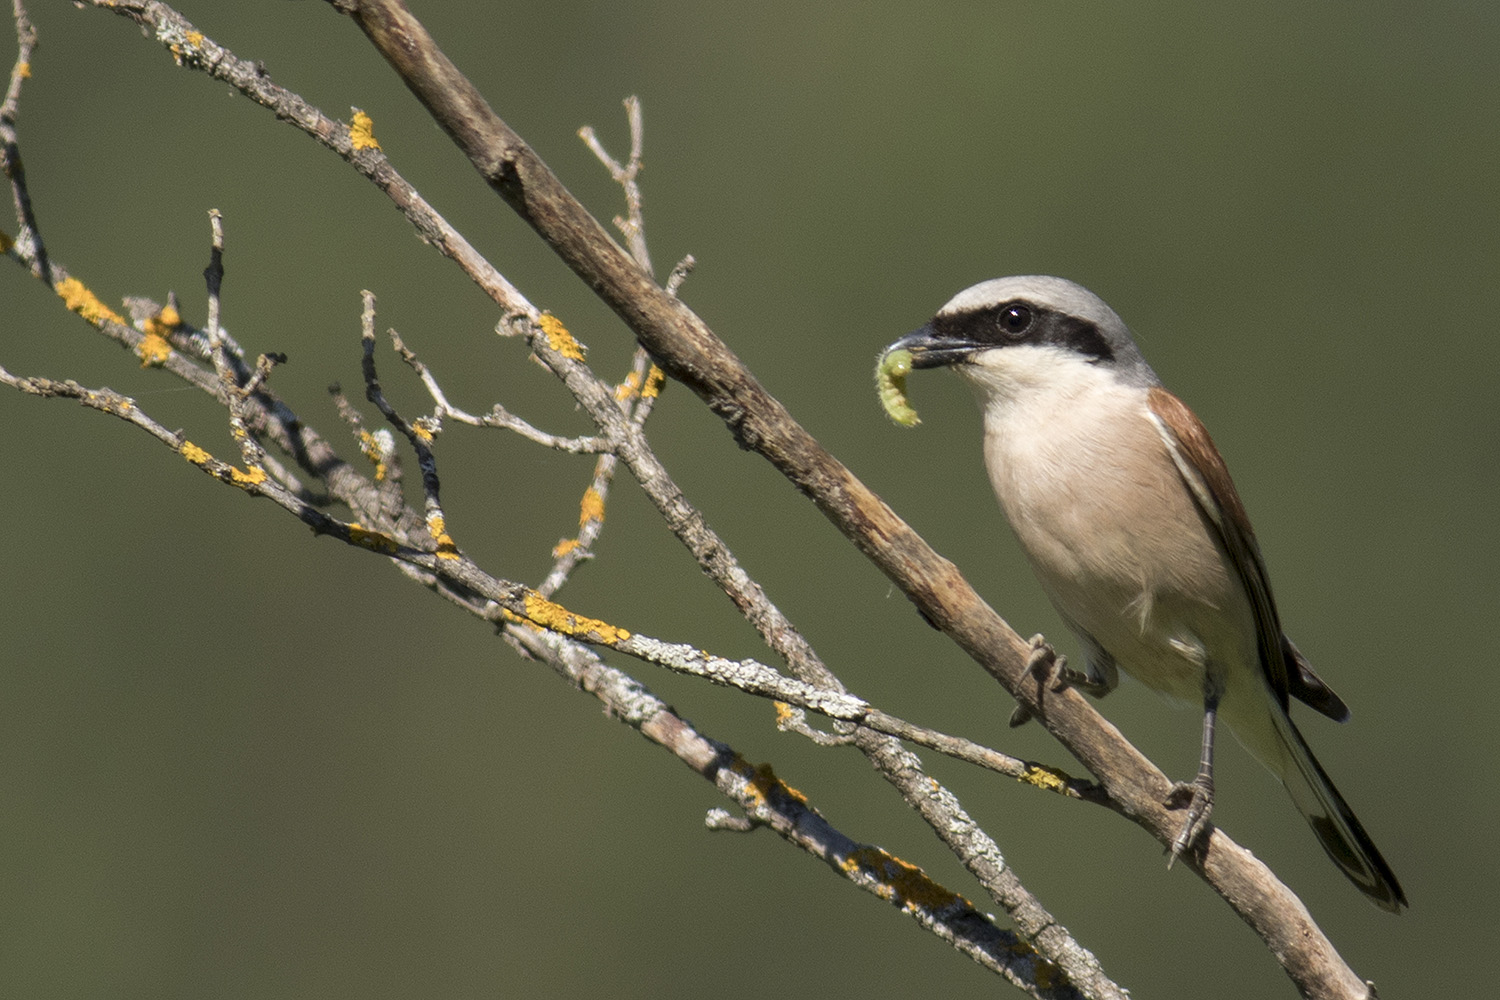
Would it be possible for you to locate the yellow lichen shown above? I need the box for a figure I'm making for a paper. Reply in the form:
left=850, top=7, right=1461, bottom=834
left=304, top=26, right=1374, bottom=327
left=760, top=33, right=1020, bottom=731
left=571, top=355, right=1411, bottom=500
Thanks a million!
left=137, top=333, right=172, bottom=367
left=729, top=756, right=766, bottom=806
left=180, top=441, right=212, bottom=465
left=641, top=364, right=666, bottom=399
left=17, top=62, right=30, bottom=80
left=178, top=440, right=272, bottom=490
left=133, top=303, right=181, bottom=367
left=185, top=31, right=204, bottom=48
left=348, top=522, right=399, bottom=555
left=551, top=538, right=580, bottom=558
left=521, top=591, right=629, bottom=645
left=356, top=430, right=388, bottom=481
left=350, top=110, right=381, bottom=151
left=426, top=513, right=460, bottom=560
left=54, top=277, right=126, bottom=328
left=578, top=486, right=605, bottom=527
left=537, top=312, right=586, bottom=361
left=1019, top=763, right=1073, bottom=794
left=614, top=370, right=642, bottom=402
left=412, top=422, right=434, bottom=444
left=613, top=365, right=666, bottom=402
left=739, top=759, right=808, bottom=808
left=840, top=845, right=972, bottom=915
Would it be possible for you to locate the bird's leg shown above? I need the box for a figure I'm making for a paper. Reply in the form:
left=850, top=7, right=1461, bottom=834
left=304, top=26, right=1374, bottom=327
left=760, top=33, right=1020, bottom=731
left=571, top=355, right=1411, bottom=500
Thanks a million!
left=1165, top=678, right=1223, bottom=864
left=1008, top=634, right=1112, bottom=727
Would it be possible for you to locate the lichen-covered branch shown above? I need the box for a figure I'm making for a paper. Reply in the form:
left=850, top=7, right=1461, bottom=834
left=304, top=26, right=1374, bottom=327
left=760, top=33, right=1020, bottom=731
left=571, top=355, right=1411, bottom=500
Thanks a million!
left=308, top=3, right=1378, bottom=999
left=4, top=5, right=1123, bottom=995
left=7, top=2, right=1384, bottom=998
left=498, top=625, right=1082, bottom=996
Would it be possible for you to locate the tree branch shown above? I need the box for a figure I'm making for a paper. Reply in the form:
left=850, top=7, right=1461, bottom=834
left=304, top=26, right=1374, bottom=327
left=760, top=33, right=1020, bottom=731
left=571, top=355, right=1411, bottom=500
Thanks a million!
left=319, top=1, right=1377, bottom=997
left=11, top=5, right=1121, bottom=994
left=3, top=1, right=1388, bottom=997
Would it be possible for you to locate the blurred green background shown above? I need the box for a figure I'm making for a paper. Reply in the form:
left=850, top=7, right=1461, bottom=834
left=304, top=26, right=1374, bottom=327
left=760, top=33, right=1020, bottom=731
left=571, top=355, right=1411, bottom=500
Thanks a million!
left=2, top=1, right=1495, bottom=997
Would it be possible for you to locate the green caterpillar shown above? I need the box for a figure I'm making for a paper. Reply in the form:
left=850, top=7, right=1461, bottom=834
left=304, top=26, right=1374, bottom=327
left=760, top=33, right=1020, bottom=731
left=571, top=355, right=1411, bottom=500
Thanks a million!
left=875, top=348, right=919, bottom=427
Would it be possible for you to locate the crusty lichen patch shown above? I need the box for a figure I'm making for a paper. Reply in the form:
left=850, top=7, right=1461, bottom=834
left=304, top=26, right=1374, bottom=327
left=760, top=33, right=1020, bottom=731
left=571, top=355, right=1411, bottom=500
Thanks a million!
left=522, top=591, right=629, bottom=645
left=537, top=312, right=586, bottom=361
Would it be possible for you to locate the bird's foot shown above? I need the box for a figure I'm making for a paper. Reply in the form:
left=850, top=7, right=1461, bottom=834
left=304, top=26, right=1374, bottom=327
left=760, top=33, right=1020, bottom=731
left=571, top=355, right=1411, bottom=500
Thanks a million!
left=1009, top=634, right=1104, bottom=727
left=1164, top=774, right=1214, bottom=866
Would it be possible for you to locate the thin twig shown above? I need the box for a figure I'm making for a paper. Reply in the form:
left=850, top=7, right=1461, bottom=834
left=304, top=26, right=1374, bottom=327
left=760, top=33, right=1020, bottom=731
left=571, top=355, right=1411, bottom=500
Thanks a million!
left=542, top=102, right=671, bottom=597
left=200, top=210, right=268, bottom=473
left=2, top=0, right=47, bottom=282
left=579, top=95, right=651, bottom=274
left=357, top=292, right=461, bottom=562
left=390, top=329, right=610, bottom=453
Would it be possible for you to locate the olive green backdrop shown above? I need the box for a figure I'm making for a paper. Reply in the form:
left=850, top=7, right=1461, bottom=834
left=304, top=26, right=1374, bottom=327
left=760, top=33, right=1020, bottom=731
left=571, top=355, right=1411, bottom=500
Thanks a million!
left=2, top=2, right=1494, bottom=997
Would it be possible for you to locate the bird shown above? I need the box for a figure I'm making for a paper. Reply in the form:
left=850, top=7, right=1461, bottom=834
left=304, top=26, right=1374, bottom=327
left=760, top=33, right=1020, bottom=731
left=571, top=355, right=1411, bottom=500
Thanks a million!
left=884, top=274, right=1406, bottom=911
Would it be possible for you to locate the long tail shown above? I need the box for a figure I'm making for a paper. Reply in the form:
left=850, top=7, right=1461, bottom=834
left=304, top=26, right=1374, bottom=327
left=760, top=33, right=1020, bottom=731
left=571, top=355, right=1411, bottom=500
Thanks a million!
left=1270, top=707, right=1408, bottom=911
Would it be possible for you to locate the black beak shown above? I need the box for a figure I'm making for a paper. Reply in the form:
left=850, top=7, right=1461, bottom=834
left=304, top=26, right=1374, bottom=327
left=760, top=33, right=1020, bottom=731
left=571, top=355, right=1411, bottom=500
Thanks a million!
left=885, top=323, right=980, bottom=369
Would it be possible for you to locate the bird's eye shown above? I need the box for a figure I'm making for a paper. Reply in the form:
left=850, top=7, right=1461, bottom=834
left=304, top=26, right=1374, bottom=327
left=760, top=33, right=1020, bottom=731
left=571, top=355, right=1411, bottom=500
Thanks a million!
left=998, top=304, right=1032, bottom=336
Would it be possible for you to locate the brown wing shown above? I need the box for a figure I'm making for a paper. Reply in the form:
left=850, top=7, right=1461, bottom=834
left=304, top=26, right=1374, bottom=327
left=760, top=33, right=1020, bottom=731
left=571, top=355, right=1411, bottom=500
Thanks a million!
left=1146, top=387, right=1292, bottom=709
left=1148, top=400, right=1397, bottom=909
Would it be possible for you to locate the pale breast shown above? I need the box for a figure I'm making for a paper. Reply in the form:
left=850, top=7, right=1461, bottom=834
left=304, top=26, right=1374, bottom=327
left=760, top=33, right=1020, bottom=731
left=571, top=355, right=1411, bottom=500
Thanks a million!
left=980, top=379, right=1249, bottom=697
